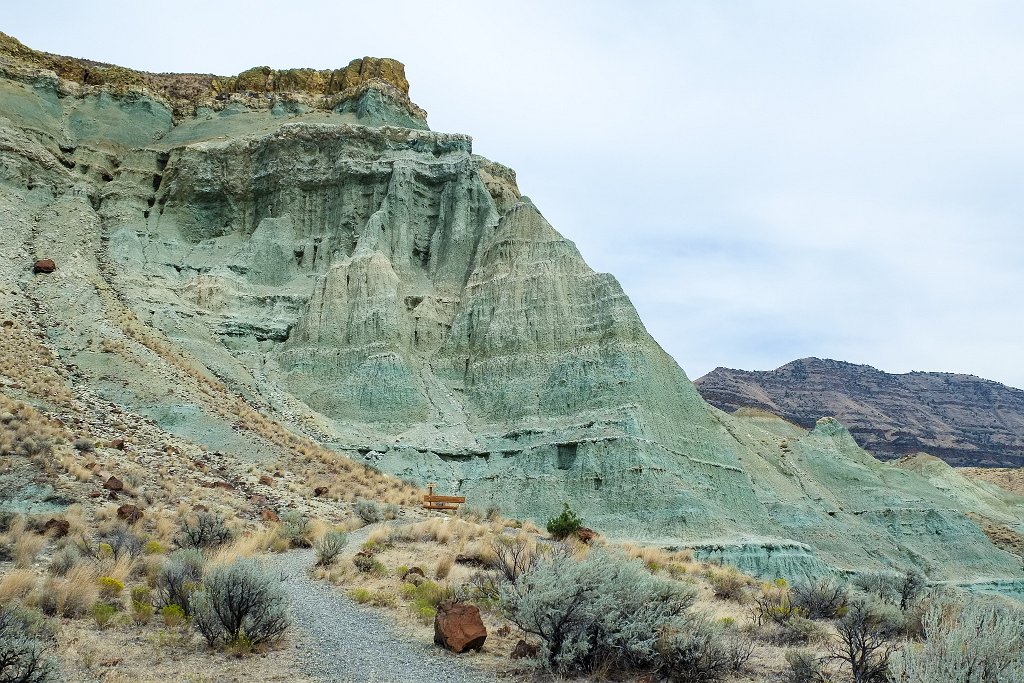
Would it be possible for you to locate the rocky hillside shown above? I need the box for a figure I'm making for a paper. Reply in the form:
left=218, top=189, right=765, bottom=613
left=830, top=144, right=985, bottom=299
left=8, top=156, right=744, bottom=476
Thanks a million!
left=695, top=357, right=1024, bottom=467
left=1, top=34, right=1023, bottom=591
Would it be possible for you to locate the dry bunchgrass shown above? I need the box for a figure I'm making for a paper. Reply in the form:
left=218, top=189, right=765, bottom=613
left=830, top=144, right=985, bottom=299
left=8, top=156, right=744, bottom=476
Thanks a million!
left=366, top=526, right=392, bottom=547
left=961, top=467, right=1024, bottom=496
left=32, top=563, right=99, bottom=617
left=620, top=542, right=697, bottom=575
left=313, top=562, right=353, bottom=585
left=152, top=512, right=178, bottom=544
left=61, top=453, right=95, bottom=482
left=207, top=528, right=283, bottom=565
left=0, top=321, right=75, bottom=405
left=62, top=505, right=88, bottom=537
left=387, top=517, right=489, bottom=547
left=95, top=553, right=138, bottom=584
left=14, top=532, right=46, bottom=568
left=521, top=520, right=541, bottom=534
left=434, top=554, right=453, bottom=580
left=0, top=568, right=38, bottom=602
left=0, top=395, right=67, bottom=465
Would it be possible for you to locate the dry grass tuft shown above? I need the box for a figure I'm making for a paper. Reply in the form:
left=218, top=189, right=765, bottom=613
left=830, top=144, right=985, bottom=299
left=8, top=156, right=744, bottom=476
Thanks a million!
left=0, top=395, right=67, bottom=464
left=33, top=563, right=99, bottom=617
left=0, top=321, right=75, bottom=405
left=13, top=532, right=46, bottom=568
left=434, top=554, right=454, bottom=580
left=0, top=568, right=38, bottom=602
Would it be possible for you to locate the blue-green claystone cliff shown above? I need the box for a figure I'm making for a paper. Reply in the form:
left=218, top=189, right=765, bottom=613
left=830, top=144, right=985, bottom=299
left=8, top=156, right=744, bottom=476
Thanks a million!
left=1, top=33, right=1021, bottom=592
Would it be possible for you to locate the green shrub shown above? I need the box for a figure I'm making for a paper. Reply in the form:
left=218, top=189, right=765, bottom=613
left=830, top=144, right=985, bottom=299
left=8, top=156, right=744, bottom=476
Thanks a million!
left=191, top=559, right=289, bottom=648
left=96, top=576, right=124, bottom=602
left=144, top=540, right=165, bottom=555
left=348, top=588, right=372, bottom=604
left=160, top=604, right=186, bottom=628
left=657, top=617, right=733, bottom=683
left=177, top=513, right=232, bottom=549
left=353, top=554, right=386, bottom=575
left=401, top=581, right=455, bottom=624
left=130, top=586, right=151, bottom=604
left=91, top=603, right=117, bottom=629
left=155, top=549, right=205, bottom=615
left=279, top=512, right=312, bottom=549
left=889, top=595, right=1024, bottom=683
left=354, top=500, right=383, bottom=524
left=501, top=549, right=697, bottom=673
left=315, top=530, right=348, bottom=566
left=0, top=605, right=57, bottom=682
left=411, top=603, right=436, bottom=624
left=406, top=580, right=454, bottom=622
left=132, top=600, right=153, bottom=625
left=791, top=578, right=849, bottom=620
left=131, top=586, right=153, bottom=625
left=545, top=503, right=582, bottom=540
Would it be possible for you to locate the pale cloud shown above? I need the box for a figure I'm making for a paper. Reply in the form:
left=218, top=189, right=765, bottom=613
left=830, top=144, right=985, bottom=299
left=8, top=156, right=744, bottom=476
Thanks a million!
left=5, top=0, right=1023, bottom=386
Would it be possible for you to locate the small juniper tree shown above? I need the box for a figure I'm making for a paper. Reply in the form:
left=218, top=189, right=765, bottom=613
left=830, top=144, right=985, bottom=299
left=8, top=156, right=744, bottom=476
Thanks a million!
left=545, top=503, right=582, bottom=540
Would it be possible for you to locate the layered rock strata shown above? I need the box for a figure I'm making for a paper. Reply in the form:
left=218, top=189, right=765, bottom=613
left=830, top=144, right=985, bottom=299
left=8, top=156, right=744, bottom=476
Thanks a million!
left=696, top=358, right=1024, bottom=467
left=1, top=35, right=1022, bottom=589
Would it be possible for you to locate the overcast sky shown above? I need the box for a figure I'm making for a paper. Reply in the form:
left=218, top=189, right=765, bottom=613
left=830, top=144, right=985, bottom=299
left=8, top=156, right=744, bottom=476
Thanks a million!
left=6, top=1, right=1023, bottom=388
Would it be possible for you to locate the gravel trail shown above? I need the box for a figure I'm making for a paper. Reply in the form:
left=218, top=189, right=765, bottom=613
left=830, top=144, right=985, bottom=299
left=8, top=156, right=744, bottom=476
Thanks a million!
left=266, top=524, right=499, bottom=683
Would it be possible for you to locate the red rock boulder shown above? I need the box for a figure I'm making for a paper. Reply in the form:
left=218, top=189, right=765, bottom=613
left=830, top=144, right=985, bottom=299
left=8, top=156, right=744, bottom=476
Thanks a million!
left=117, top=504, right=143, bottom=524
left=434, top=601, right=487, bottom=653
left=103, top=476, right=124, bottom=491
left=42, top=518, right=71, bottom=537
left=32, top=259, right=56, bottom=274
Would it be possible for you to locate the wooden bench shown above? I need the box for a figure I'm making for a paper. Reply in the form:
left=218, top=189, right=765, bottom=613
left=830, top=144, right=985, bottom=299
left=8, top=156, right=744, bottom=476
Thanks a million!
left=422, top=483, right=466, bottom=511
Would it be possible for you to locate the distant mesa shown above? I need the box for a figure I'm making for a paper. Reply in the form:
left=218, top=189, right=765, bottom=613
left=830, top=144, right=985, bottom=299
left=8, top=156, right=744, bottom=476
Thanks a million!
left=696, top=357, right=1024, bottom=468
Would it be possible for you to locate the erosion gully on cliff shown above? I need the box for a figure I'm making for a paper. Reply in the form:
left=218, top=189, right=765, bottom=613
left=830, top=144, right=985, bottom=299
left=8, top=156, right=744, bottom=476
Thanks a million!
left=1, top=32, right=1022, bottom=594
